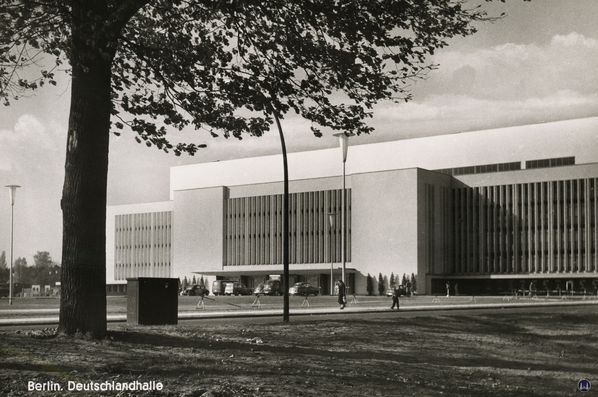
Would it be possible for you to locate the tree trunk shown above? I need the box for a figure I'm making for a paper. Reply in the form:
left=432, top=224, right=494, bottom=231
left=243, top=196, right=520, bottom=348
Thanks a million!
left=59, top=48, right=112, bottom=338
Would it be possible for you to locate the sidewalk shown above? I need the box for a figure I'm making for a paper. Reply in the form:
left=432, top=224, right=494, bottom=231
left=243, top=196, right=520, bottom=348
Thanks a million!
left=1, top=297, right=596, bottom=326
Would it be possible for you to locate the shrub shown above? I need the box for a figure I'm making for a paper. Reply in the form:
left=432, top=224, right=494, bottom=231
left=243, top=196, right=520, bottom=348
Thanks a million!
left=366, top=274, right=374, bottom=296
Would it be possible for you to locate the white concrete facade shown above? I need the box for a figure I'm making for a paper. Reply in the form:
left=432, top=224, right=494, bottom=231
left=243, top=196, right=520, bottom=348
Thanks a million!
left=106, top=117, right=598, bottom=295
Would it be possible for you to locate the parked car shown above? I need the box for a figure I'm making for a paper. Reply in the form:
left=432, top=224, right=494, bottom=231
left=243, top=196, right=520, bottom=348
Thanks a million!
left=254, top=283, right=265, bottom=295
left=224, top=282, right=253, bottom=296
left=386, top=285, right=406, bottom=297
left=261, top=279, right=283, bottom=296
left=212, top=280, right=236, bottom=296
left=289, top=282, right=320, bottom=296
left=180, top=285, right=209, bottom=296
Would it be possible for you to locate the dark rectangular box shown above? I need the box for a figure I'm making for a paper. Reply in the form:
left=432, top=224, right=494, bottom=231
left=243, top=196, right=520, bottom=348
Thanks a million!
left=127, top=278, right=179, bottom=325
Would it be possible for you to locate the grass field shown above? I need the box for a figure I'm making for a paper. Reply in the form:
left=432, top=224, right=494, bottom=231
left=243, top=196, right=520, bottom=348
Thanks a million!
left=1, top=303, right=596, bottom=396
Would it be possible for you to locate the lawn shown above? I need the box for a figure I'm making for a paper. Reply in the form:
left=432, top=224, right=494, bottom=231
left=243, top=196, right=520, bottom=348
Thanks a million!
left=1, top=305, right=596, bottom=396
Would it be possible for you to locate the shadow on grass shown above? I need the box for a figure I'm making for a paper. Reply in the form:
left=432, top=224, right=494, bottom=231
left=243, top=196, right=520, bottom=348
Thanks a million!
left=100, top=311, right=597, bottom=377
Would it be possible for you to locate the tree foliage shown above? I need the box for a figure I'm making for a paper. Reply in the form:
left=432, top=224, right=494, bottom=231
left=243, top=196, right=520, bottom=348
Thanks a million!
left=1, top=0, right=498, bottom=149
left=378, top=272, right=385, bottom=295
left=12, top=257, right=27, bottom=283
left=5, top=252, right=61, bottom=287
left=0, top=251, right=7, bottom=285
left=1, top=0, right=516, bottom=337
left=366, top=273, right=374, bottom=296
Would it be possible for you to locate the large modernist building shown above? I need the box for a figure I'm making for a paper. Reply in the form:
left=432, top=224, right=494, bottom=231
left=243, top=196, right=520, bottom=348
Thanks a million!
left=106, top=117, right=598, bottom=296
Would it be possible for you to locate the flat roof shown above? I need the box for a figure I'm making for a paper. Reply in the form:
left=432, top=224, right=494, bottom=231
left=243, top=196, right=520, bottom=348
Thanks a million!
left=170, top=117, right=598, bottom=198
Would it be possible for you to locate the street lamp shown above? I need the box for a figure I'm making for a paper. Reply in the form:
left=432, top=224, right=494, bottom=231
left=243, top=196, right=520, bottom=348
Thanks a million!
left=271, top=107, right=290, bottom=322
left=5, top=185, right=20, bottom=305
left=327, top=212, right=336, bottom=295
left=332, top=132, right=354, bottom=285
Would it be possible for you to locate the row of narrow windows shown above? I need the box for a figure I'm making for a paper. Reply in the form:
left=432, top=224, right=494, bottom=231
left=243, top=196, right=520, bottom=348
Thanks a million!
left=435, top=156, right=575, bottom=176
left=526, top=156, right=575, bottom=169
left=115, top=263, right=171, bottom=266
left=436, top=161, right=521, bottom=176
left=227, top=230, right=341, bottom=238
left=227, top=208, right=337, bottom=218
left=449, top=177, right=598, bottom=274
left=115, top=244, right=171, bottom=249
left=225, top=190, right=350, bottom=266
left=115, top=225, right=171, bottom=231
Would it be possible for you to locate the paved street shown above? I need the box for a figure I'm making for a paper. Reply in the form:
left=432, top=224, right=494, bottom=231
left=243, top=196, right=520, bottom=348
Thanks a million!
left=1, top=294, right=596, bottom=328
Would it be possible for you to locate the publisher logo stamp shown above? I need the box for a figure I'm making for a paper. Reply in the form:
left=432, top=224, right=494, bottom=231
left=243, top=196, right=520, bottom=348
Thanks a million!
left=578, top=379, right=591, bottom=393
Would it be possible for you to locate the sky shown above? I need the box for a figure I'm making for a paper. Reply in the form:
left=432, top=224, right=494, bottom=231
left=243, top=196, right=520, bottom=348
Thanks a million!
left=1, top=0, right=597, bottom=265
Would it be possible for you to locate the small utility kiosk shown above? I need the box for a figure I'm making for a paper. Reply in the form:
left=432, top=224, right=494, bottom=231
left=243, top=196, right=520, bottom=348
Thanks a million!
left=127, top=278, right=179, bottom=325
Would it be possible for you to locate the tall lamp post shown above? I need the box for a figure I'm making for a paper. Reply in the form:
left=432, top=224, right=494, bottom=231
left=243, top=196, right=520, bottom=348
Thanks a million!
left=271, top=106, right=290, bottom=322
left=327, top=212, right=336, bottom=295
left=332, top=132, right=354, bottom=286
left=5, top=185, right=20, bottom=305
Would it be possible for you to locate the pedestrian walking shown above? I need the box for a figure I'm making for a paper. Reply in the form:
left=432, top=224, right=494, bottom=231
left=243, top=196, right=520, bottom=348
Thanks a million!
left=390, top=287, right=400, bottom=309
left=337, top=280, right=346, bottom=309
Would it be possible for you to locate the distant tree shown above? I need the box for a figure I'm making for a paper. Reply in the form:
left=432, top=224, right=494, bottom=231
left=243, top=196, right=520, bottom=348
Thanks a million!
left=6, top=253, right=61, bottom=287
left=411, top=273, right=417, bottom=293
left=389, top=273, right=395, bottom=289
left=366, top=274, right=374, bottom=296
left=1, top=0, right=517, bottom=337
left=181, top=277, right=188, bottom=290
left=192, top=275, right=197, bottom=285
left=402, top=273, right=408, bottom=287
left=34, top=251, right=53, bottom=267
left=26, top=252, right=61, bottom=287
left=12, top=257, right=28, bottom=284
left=0, top=251, right=7, bottom=284
left=378, top=272, right=385, bottom=296
left=32, top=251, right=51, bottom=286
left=199, top=276, right=205, bottom=289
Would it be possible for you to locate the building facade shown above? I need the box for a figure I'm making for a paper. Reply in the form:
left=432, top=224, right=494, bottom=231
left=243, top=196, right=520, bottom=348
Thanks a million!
left=106, top=117, right=598, bottom=296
